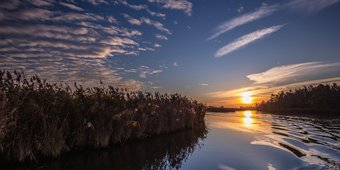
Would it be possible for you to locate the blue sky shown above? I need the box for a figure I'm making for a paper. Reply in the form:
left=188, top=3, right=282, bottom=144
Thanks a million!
left=1, top=0, right=340, bottom=107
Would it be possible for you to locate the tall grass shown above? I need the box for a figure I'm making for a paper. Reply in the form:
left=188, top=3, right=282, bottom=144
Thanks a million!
left=0, top=70, right=206, bottom=162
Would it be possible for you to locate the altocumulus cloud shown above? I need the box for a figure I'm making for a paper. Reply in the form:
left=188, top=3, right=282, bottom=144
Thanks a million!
left=0, top=0, right=189, bottom=89
left=214, top=25, right=284, bottom=58
left=148, top=0, right=193, bottom=16
left=119, top=0, right=166, bottom=18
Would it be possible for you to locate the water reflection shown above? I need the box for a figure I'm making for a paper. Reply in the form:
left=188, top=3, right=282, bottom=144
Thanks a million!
left=208, top=110, right=271, bottom=133
left=207, top=111, right=340, bottom=169
left=2, top=124, right=207, bottom=170
left=2, top=112, right=340, bottom=170
left=250, top=114, right=340, bottom=169
left=242, top=111, right=254, bottom=127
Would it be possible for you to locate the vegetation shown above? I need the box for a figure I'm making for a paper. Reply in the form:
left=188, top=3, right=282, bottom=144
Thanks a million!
left=207, top=106, right=238, bottom=112
left=0, top=70, right=206, bottom=162
left=6, top=123, right=207, bottom=170
left=207, top=106, right=255, bottom=112
left=256, top=84, right=340, bottom=115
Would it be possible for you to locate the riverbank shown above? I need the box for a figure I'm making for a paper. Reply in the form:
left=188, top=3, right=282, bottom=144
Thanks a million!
left=207, top=106, right=255, bottom=113
left=0, top=71, right=206, bottom=163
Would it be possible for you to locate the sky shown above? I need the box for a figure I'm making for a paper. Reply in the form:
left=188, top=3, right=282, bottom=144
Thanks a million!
left=1, top=0, right=340, bottom=107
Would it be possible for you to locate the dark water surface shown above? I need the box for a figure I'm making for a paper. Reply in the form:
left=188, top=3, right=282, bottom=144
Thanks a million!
left=3, top=111, right=340, bottom=170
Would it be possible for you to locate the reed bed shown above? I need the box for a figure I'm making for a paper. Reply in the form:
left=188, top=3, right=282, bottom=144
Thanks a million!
left=0, top=70, right=206, bottom=162
left=15, top=123, right=207, bottom=170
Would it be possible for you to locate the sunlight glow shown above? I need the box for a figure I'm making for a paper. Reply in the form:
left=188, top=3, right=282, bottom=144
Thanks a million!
left=241, top=91, right=253, bottom=104
left=243, top=117, right=254, bottom=125
left=244, top=111, right=252, bottom=118
left=242, top=111, right=254, bottom=127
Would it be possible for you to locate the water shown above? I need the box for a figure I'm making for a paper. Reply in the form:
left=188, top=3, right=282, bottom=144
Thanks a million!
left=197, top=112, right=340, bottom=170
left=3, top=111, right=340, bottom=170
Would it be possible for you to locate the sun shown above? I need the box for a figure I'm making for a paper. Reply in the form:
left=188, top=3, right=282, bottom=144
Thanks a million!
left=241, top=91, right=253, bottom=104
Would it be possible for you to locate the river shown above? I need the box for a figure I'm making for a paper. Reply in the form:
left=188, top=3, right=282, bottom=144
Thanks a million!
left=3, top=111, right=340, bottom=170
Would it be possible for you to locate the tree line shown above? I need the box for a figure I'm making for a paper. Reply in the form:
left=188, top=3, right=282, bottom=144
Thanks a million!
left=256, top=84, right=340, bottom=115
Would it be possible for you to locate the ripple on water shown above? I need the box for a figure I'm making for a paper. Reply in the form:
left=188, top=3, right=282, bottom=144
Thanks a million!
left=249, top=113, right=340, bottom=169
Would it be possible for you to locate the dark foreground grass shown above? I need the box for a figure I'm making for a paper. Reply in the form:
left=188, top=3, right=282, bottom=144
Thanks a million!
left=3, top=123, right=207, bottom=170
left=0, top=70, right=206, bottom=162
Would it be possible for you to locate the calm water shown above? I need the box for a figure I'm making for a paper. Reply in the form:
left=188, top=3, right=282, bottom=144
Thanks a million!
left=3, top=111, right=340, bottom=170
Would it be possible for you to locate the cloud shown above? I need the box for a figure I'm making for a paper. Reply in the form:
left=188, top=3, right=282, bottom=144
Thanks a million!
left=285, top=0, right=339, bottom=14
left=59, top=2, right=84, bottom=11
left=0, top=1, right=169, bottom=90
left=136, top=66, right=162, bottom=78
left=52, top=12, right=104, bottom=22
left=119, top=0, right=166, bottom=18
left=237, top=6, right=244, bottom=13
left=146, top=9, right=166, bottom=18
left=141, top=17, right=171, bottom=34
left=107, top=16, right=117, bottom=23
left=0, top=25, right=91, bottom=38
left=173, top=62, right=179, bottom=67
left=267, top=164, right=276, bottom=170
left=199, top=83, right=209, bottom=86
left=207, top=61, right=340, bottom=106
left=119, top=0, right=147, bottom=10
left=86, top=0, right=108, bottom=5
left=210, top=77, right=340, bottom=100
left=215, top=25, right=284, bottom=57
left=15, top=8, right=54, bottom=21
left=0, top=0, right=20, bottom=10
left=208, top=4, right=277, bottom=41
left=122, top=14, right=171, bottom=34
left=101, top=37, right=139, bottom=46
left=154, top=43, right=161, bottom=48
left=123, top=13, right=142, bottom=25
left=208, top=0, right=340, bottom=41
left=148, top=0, right=192, bottom=16
left=119, top=79, right=143, bottom=91
left=219, top=164, right=236, bottom=170
left=29, top=0, right=54, bottom=7
left=123, top=66, right=162, bottom=79
left=247, top=61, right=340, bottom=84
left=155, top=34, right=168, bottom=40
left=0, top=8, right=104, bottom=22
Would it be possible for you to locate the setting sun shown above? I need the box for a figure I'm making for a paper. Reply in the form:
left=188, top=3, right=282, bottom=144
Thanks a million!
left=241, top=92, right=253, bottom=104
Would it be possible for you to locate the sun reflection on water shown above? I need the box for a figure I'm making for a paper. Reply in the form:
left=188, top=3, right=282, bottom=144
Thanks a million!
left=208, top=111, right=272, bottom=134
left=244, top=111, right=252, bottom=118
left=242, top=111, right=254, bottom=127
